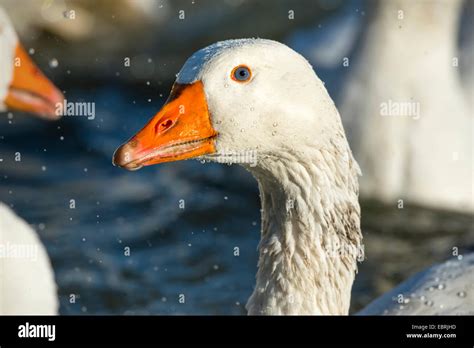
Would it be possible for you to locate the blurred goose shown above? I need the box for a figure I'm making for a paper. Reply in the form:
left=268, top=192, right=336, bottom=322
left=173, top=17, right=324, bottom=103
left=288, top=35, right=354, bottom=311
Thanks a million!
left=459, top=0, right=474, bottom=108
left=0, top=7, right=62, bottom=314
left=113, top=39, right=473, bottom=315
left=339, top=0, right=473, bottom=212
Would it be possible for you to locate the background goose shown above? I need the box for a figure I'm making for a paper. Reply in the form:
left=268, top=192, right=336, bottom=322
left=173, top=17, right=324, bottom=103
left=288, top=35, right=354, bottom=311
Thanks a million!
left=360, top=252, right=474, bottom=315
left=0, top=7, right=63, bottom=314
left=113, top=38, right=474, bottom=315
left=339, top=0, right=473, bottom=212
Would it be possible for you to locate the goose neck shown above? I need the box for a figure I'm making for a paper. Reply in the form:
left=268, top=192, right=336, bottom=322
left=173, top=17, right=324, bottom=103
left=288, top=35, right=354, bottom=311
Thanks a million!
left=245, top=149, right=363, bottom=314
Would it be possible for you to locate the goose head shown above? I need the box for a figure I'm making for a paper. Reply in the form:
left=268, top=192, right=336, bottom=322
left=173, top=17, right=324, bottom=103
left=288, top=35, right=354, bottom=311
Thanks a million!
left=113, top=39, right=346, bottom=173
left=113, top=39, right=361, bottom=315
left=0, top=8, right=64, bottom=120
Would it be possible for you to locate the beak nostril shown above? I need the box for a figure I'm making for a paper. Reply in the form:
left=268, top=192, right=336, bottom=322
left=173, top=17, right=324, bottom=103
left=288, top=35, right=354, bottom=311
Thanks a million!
left=162, top=119, right=173, bottom=128
left=155, top=118, right=175, bottom=134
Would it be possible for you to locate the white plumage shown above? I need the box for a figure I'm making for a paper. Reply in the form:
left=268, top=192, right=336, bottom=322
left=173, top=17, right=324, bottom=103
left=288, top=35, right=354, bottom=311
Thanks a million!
left=340, top=0, right=473, bottom=212
left=0, top=203, right=58, bottom=314
left=0, top=7, right=58, bottom=315
left=360, top=253, right=474, bottom=315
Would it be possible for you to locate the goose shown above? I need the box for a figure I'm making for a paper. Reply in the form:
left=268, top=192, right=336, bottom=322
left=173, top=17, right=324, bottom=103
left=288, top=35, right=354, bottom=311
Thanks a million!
left=113, top=38, right=474, bottom=315
left=339, top=0, right=473, bottom=212
left=0, top=7, right=63, bottom=314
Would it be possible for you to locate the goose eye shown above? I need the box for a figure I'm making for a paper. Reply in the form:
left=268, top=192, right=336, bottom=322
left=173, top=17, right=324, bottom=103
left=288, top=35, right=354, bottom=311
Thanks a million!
left=231, top=65, right=251, bottom=82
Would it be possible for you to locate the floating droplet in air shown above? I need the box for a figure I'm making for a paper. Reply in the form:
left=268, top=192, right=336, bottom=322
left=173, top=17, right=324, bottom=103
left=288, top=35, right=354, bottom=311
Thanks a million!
left=49, top=58, right=59, bottom=68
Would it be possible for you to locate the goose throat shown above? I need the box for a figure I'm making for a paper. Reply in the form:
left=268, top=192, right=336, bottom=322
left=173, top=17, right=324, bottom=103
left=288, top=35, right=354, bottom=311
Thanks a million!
left=245, top=148, right=364, bottom=315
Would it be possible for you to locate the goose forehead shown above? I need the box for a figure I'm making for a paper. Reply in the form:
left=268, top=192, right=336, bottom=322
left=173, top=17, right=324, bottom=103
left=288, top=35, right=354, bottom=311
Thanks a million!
left=176, top=38, right=291, bottom=84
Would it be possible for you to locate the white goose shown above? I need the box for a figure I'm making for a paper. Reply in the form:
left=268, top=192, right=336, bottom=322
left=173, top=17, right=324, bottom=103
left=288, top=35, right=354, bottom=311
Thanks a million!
left=339, top=0, right=473, bottom=212
left=113, top=38, right=474, bottom=315
left=0, top=7, right=62, bottom=314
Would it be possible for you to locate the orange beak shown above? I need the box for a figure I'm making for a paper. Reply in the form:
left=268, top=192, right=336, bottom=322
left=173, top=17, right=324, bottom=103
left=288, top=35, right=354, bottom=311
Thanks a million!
left=113, top=81, right=217, bottom=170
left=5, top=44, right=64, bottom=120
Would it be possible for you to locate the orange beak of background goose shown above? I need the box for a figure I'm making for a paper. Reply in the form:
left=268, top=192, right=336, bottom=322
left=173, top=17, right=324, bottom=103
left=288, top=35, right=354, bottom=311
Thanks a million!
left=113, top=81, right=217, bottom=170
left=5, top=44, right=64, bottom=120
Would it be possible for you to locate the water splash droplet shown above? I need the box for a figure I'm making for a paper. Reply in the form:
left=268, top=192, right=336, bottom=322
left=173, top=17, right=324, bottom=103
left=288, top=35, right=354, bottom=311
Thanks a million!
left=424, top=300, right=434, bottom=307
left=271, top=131, right=277, bottom=136
left=272, top=122, right=278, bottom=127
left=49, top=58, right=59, bottom=68
left=457, top=291, right=466, bottom=298
left=438, top=283, right=445, bottom=290
left=28, top=48, right=35, bottom=55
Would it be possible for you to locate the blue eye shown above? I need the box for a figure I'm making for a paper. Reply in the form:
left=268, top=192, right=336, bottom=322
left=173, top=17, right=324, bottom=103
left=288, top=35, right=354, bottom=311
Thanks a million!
left=232, top=65, right=251, bottom=82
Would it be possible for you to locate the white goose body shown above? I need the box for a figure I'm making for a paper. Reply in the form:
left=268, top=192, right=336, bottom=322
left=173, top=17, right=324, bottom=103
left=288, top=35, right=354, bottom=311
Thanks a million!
left=340, top=0, right=473, bottom=212
left=114, top=38, right=474, bottom=315
left=0, top=204, right=58, bottom=314
left=0, top=7, right=60, bottom=315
